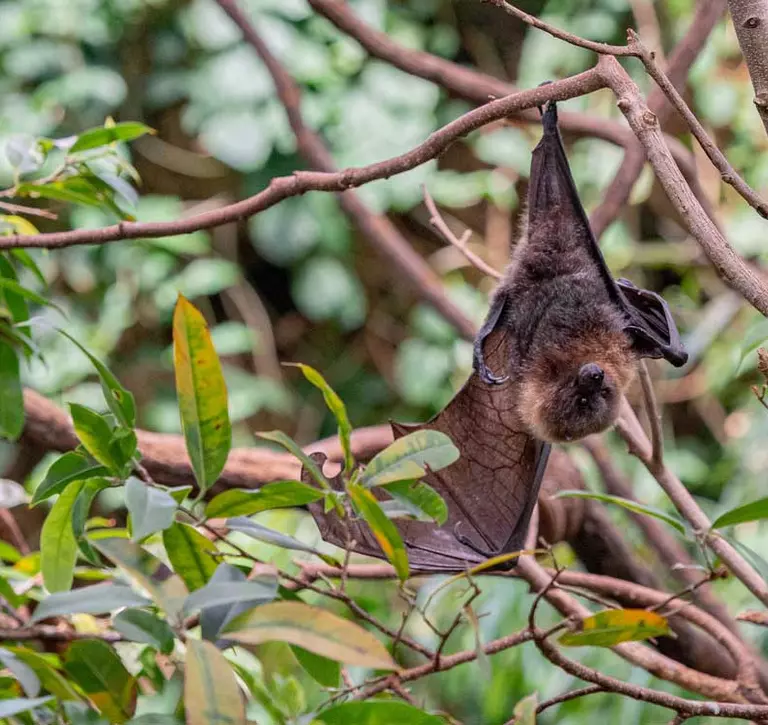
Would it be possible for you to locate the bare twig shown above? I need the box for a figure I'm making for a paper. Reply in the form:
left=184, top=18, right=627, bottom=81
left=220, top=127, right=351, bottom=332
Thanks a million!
left=638, top=360, right=664, bottom=469
left=535, top=685, right=605, bottom=715
left=423, top=187, right=502, bottom=280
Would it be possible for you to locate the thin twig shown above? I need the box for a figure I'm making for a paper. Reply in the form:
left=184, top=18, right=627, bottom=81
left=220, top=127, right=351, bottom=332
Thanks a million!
left=638, top=360, right=664, bottom=470
left=535, top=685, right=605, bottom=715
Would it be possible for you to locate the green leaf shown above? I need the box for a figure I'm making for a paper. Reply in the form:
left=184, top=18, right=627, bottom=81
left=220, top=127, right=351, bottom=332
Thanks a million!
left=190, top=563, right=276, bottom=643
left=559, top=609, right=670, bottom=647
left=65, top=640, right=136, bottom=723
left=72, top=477, right=111, bottom=565
left=30, top=582, right=150, bottom=623
left=223, top=600, right=396, bottom=669
left=69, top=122, right=154, bottom=154
left=32, top=451, right=109, bottom=505
left=173, top=295, right=231, bottom=494
left=382, top=480, right=447, bottom=524
left=18, top=180, right=105, bottom=208
left=287, top=363, right=354, bottom=474
left=69, top=403, right=123, bottom=474
left=41, top=480, right=84, bottom=592
left=91, top=537, right=188, bottom=620
left=59, top=330, right=136, bottom=428
left=125, top=478, right=178, bottom=542
left=553, top=490, right=687, bottom=535
left=313, top=702, right=445, bottom=724
left=0, top=277, right=64, bottom=315
left=4, top=647, right=79, bottom=701
left=0, top=339, right=23, bottom=440
left=113, top=609, right=175, bottom=655
left=511, top=693, right=538, bottom=725
left=206, top=481, right=324, bottom=519
left=10, top=248, right=46, bottom=286
left=348, top=483, right=409, bottom=581
left=0, top=696, right=53, bottom=718
left=257, top=430, right=330, bottom=491
left=0, top=646, right=40, bottom=697
left=162, top=522, right=218, bottom=591
left=292, top=646, right=340, bottom=688
left=226, top=516, right=326, bottom=557
left=184, top=639, right=245, bottom=725
left=361, top=430, right=459, bottom=488
left=712, top=496, right=768, bottom=529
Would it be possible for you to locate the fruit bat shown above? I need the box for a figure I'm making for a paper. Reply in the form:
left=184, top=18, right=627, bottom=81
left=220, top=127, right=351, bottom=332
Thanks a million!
left=309, top=100, right=687, bottom=572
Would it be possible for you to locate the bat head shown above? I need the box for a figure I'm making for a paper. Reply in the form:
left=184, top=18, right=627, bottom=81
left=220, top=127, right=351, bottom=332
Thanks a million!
left=518, top=331, right=636, bottom=443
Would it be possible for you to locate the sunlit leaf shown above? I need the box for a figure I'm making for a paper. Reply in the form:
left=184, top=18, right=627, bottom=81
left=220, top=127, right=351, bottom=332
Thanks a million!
left=0, top=340, right=23, bottom=440
left=361, top=430, right=459, bottom=487
left=559, top=609, right=670, bottom=647
left=113, top=609, right=175, bottom=655
left=32, top=451, right=109, bottom=505
left=65, top=640, right=136, bottom=722
left=69, top=122, right=154, bottom=154
left=313, top=702, right=444, bottom=724
left=41, top=480, right=84, bottom=592
left=226, top=516, right=325, bottom=557
left=712, top=496, right=768, bottom=529
left=162, top=522, right=217, bottom=591
left=348, top=483, right=409, bottom=581
left=59, top=329, right=136, bottom=428
left=69, top=403, right=123, bottom=474
left=31, top=582, right=150, bottom=623
left=554, top=490, right=687, bottom=535
left=125, top=478, right=177, bottom=542
left=184, top=639, right=245, bottom=725
left=286, top=363, right=354, bottom=474
left=206, top=481, right=323, bottom=519
left=91, top=537, right=188, bottom=620
left=223, top=600, right=396, bottom=669
left=173, top=295, right=231, bottom=494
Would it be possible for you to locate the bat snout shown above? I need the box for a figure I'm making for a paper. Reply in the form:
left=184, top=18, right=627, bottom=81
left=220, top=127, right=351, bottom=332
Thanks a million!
left=577, top=363, right=604, bottom=392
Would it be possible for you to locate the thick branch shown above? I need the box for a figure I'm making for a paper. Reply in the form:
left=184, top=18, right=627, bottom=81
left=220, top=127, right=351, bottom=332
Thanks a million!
left=728, top=0, right=768, bottom=135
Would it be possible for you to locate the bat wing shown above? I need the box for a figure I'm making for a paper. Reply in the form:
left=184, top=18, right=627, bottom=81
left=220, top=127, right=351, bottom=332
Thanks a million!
left=532, top=101, right=688, bottom=367
left=307, top=330, right=549, bottom=573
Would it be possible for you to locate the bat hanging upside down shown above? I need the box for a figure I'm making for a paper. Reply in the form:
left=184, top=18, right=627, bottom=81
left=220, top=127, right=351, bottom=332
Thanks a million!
left=309, top=100, right=687, bottom=571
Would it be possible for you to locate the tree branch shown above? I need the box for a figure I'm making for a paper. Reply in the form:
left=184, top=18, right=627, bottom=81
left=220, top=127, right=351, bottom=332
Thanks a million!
left=728, top=0, right=768, bottom=135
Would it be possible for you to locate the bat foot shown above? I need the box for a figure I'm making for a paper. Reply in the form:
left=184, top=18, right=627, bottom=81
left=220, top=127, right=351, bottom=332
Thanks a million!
left=453, top=523, right=497, bottom=559
left=473, top=355, right=509, bottom=385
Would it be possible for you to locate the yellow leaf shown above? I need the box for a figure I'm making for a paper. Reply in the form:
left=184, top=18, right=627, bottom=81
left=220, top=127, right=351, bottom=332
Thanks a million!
left=184, top=640, right=244, bottom=725
left=559, top=608, right=670, bottom=647
left=173, top=295, right=231, bottom=494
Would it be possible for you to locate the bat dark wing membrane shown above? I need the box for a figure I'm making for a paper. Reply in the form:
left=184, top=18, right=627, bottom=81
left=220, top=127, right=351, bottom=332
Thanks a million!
left=535, top=101, right=688, bottom=368
left=307, top=331, right=549, bottom=573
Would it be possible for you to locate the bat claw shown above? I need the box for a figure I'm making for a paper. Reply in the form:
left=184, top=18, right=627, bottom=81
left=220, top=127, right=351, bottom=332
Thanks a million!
left=453, top=522, right=497, bottom=558
left=473, top=353, right=509, bottom=385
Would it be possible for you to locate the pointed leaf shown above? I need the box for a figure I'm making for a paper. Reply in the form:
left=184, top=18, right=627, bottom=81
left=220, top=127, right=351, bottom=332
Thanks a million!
left=361, top=430, right=459, bottom=487
left=559, top=609, right=670, bottom=647
left=286, top=363, right=353, bottom=474
left=125, top=478, right=177, bottom=542
left=41, top=480, right=84, bottom=592
left=0, top=277, right=64, bottom=315
left=113, top=609, right=175, bottom=654
left=553, top=490, right=687, bottom=535
left=0, top=339, right=23, bottom=440
left=712, top=496, right=768, bottom=529
left=0, top=696, right=53, bottom=718
left=173, top=296, right=231, bottom=493
left=69, top=403, right=123, bottom=473
left=512, top=693, right=538, bottom=725
left=4, top=647, right=79, bottom=700
left=65, top=640, right=136, bottom=722
left=91, top=537, right=188, bottom=619
left=291, top=646, right=340, bottom=688
left=348, top=483, right=409, bottom=581
left=223, top=601, right=396, bottom=669
left=226, top=516, right=324, bottom=556
left=69, top=122, right=154, bottom=154
left=32, top=451, right=108, bottom=505
left=163, top=523, right=217, bottom=591
left=31, top=582, right=150, bottom=622
left=59, top=330, right=136, bottom=428
left=184, top=639, right=245, bottom=725
left=257, top=430, right=330, bottom=490
left=206, top=481, right=323, bottom=519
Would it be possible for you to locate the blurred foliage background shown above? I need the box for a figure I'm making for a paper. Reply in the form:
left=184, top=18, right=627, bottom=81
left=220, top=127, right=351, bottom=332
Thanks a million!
left=3, top=0, right=768, bottom=722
